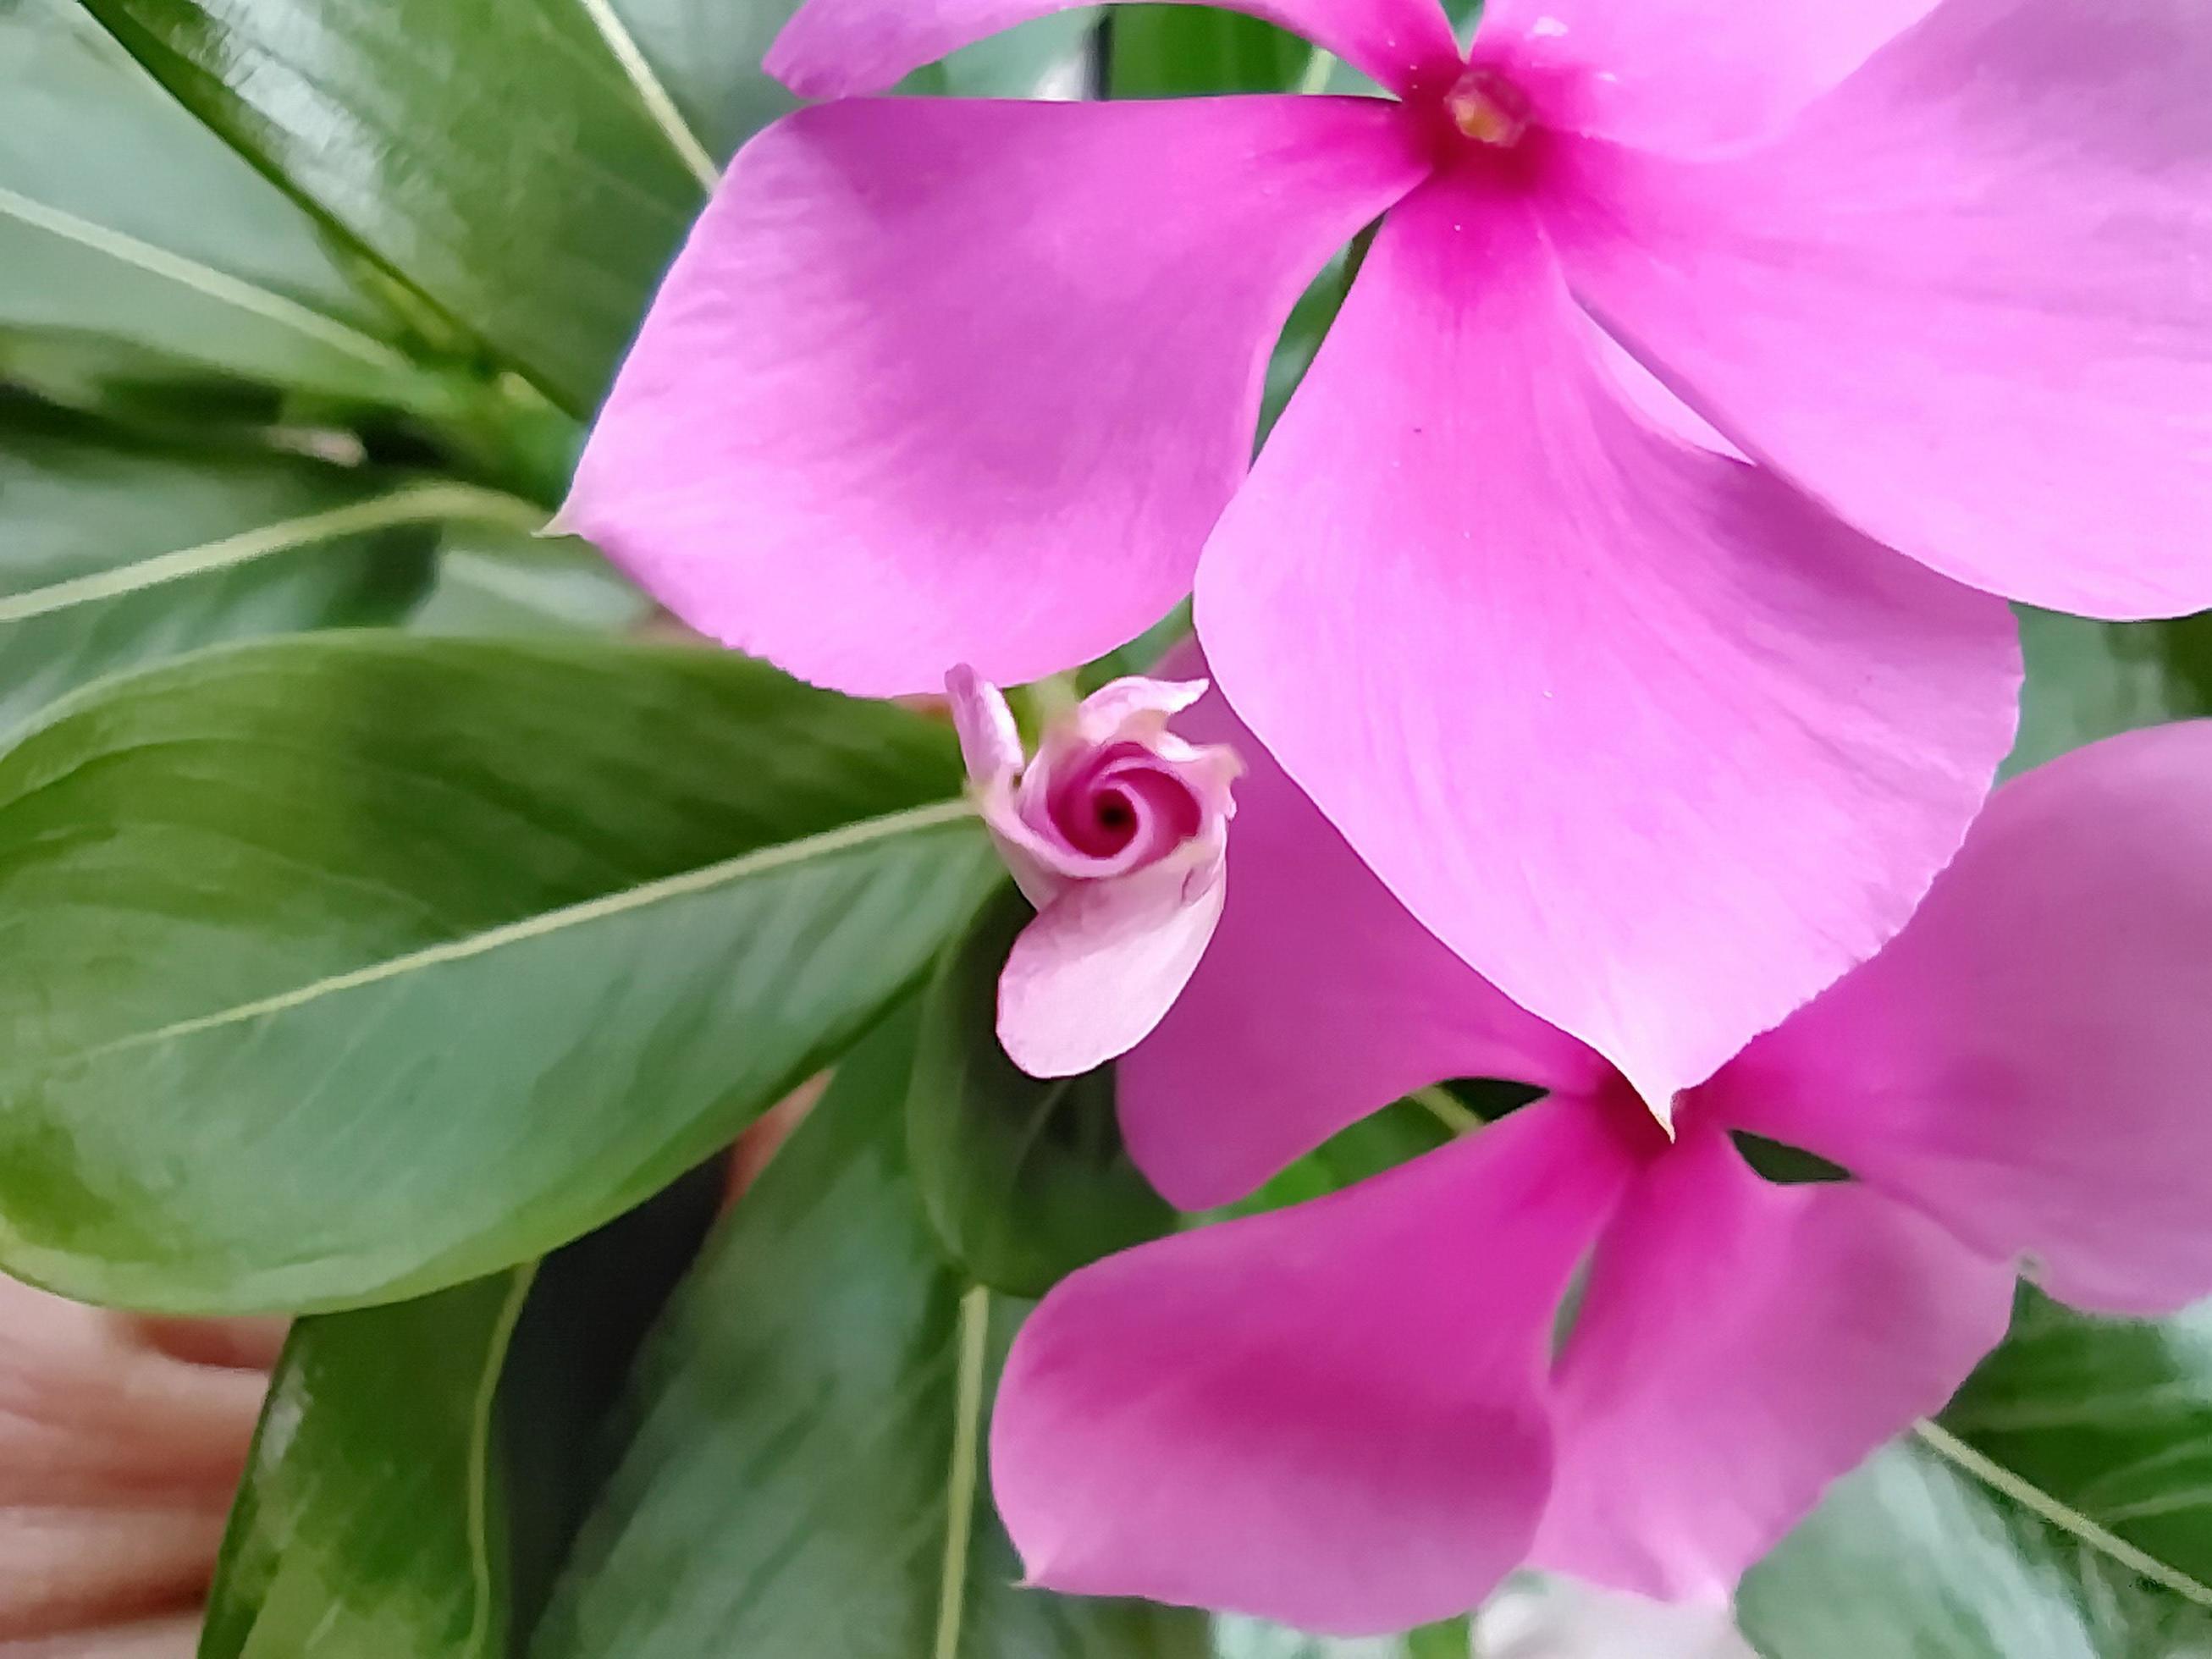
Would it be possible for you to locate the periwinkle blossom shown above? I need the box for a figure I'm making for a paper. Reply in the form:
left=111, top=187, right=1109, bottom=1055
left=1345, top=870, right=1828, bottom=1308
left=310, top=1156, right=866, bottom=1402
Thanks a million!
left=948, top=666, right=1239, bottom=1078
left=987, top=681, right=2212, bottom=1635
left=564, top=0, right=2211, bottom=1111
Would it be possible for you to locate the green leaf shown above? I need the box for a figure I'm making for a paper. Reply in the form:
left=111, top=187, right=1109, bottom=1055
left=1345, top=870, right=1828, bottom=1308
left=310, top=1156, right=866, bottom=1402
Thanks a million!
left=0, top=397, right=509, bottom=736
left=1740, top=1434, right=2212, bottom=1659
left=907, top=884, right=1178, bottom=1297
left=75, top=0, right=723, bottom=416
left=207, top=1269, right=537, bottom=1659
left=1209, top=1093, right=1462, bottom=1221
left=498, top=1166, right=732, bottom=1645
left=2008, top=608, right=2212, bottom=779
left=1102, top=0, right=1481, bottom=98
left=1943, top=1291, right=2212, bottom=1591
left=410, top=527, right=651, bottom=637
left=573, top=0, right=803, bottom=175
left=534, top=1010, right=1210, bottom=1659
left=1739, top=1292, right=2212, bottom=1658
left=1103, top=4, right=1314, bottom=96
left=939, top=11, right=1100, bottom=97
left=1212, top=1616, right=1472, bottom=1657
left=68, top=0, right=1123, bottom=416
left=0, top=635, right=998, bottom=1313
left=204, top=1162, right=725, bottom=1658
left=0, top=0, right=426, bottom=405
left=607, top=0, right=1095, bottom=167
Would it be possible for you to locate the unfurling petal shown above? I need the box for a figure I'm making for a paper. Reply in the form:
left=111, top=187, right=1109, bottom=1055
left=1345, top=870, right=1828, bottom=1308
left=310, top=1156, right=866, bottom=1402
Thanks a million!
left=946, top=663, right=1023, bottom=789
left=991, top=1097, right=1639, bottom=1635
left=565, top=96, right=1428, bottom=697
left=1058, top=675, right=1210, bottom=747
left=1714, top=722, right=2212, bottom=1317
left=767, top=0, right=1464, bottom=101
left=957, top=664, right=1239, bottom=1072
left=1118, top=674, right=1608, bottom=1211
left=1531, top=1127, right=2014, bottom=1601
left=1197, top=175, right=2018, bottom=1113
left=1477, top=0, right=1936, bottom=153
left=1548, top=0, right=2212, bottom=620
left=999, top=855, right=1227, bottom=1078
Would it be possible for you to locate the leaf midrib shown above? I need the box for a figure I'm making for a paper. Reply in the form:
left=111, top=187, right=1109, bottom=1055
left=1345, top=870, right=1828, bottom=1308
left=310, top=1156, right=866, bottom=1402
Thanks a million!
left=934, top=1284, right=992, bottom=1659
left=0, top=179, right=407, bottom=369
left=1913, top=1419, right=2212, bottom=1610
left=570, top=0, right=719, bottom=190
left=466, top=1266, right=541, bottom=1657
left=0, top=481, right=546, bottom=623
left=62, top=796, right=978, bottom=1066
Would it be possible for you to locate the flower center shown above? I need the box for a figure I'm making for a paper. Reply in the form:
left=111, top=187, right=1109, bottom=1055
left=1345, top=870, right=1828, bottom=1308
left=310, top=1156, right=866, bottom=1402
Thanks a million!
left=1089, top=790, right=1139, bottom=852
left=1444, top=66, right=1532, bottom=147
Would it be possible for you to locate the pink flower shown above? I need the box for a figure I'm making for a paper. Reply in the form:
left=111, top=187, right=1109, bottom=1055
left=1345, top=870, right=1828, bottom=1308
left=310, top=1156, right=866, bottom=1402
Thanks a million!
left=988, top=681, right=2212, bottom=1634
left=562, top=0, right=2212, bottom=1108
left=948, top=665, right=1239, bottom=1077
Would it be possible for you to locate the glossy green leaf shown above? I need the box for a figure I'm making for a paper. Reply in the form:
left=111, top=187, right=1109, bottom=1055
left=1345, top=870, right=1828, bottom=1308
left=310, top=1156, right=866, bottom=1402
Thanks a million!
left=75, top=0, right=720, bottom=416
left=207, top=1269, right=536, bottom=1659
left=68, top=0, right=1123, bottom=419
left=2007, top=607, right=2212, bottom=779
left=1739, top=1292, right=2212, bottom=1658
left=0, top=0, right=427, bottom=405
left=0, top=397, right=500, bottom=736
left=204, top=1162, right=725, bottom=1658
left=907, top=883, right=1177, bottom=1297
left=0, top=635, right=997, bottom=1313
left=534, top=1011, right=1210, bottom=1659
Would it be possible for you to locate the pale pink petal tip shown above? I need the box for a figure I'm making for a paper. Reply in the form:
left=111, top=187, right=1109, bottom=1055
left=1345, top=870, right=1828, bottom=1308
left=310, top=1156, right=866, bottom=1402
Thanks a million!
left=946, top=663, right=1023, bottom=787
left=999, top=859, right=1228, bottom=1078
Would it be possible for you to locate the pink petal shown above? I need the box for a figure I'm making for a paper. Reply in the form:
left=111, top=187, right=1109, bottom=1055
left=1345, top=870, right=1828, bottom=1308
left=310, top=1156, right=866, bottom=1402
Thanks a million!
left=946, top=664, right=1023, bottom=788
left=1531, top=1127, right=2014, bottom=1601
left=1066, top=675, right=1211, bottom=746
left=998, top=853, right=1227, bottom=1078
left=1546, top=0, right=2212, bottom=620
left=1117, top=675, right=1609, bottom=1211
left=1476, top=0, right=1936, bottom=153
left=1713, top=721, right=2212, bottom=1317
left=1196, top=174, right=2019, bottom=1112
left=564, top=96, right=1428, bottom=697
left=768, top=0, right=1465, bottom=100
left=991, top=1096, right=1641, bottom=1635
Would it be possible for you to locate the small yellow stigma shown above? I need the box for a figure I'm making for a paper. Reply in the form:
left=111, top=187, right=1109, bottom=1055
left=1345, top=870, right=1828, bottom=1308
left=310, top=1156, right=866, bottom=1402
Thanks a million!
left=1445, top=67, right=1532, bottom=147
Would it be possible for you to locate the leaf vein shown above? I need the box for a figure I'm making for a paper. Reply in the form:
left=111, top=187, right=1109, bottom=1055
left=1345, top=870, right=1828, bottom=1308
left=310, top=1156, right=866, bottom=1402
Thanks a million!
left=0, top=180, right=408, bottom=370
